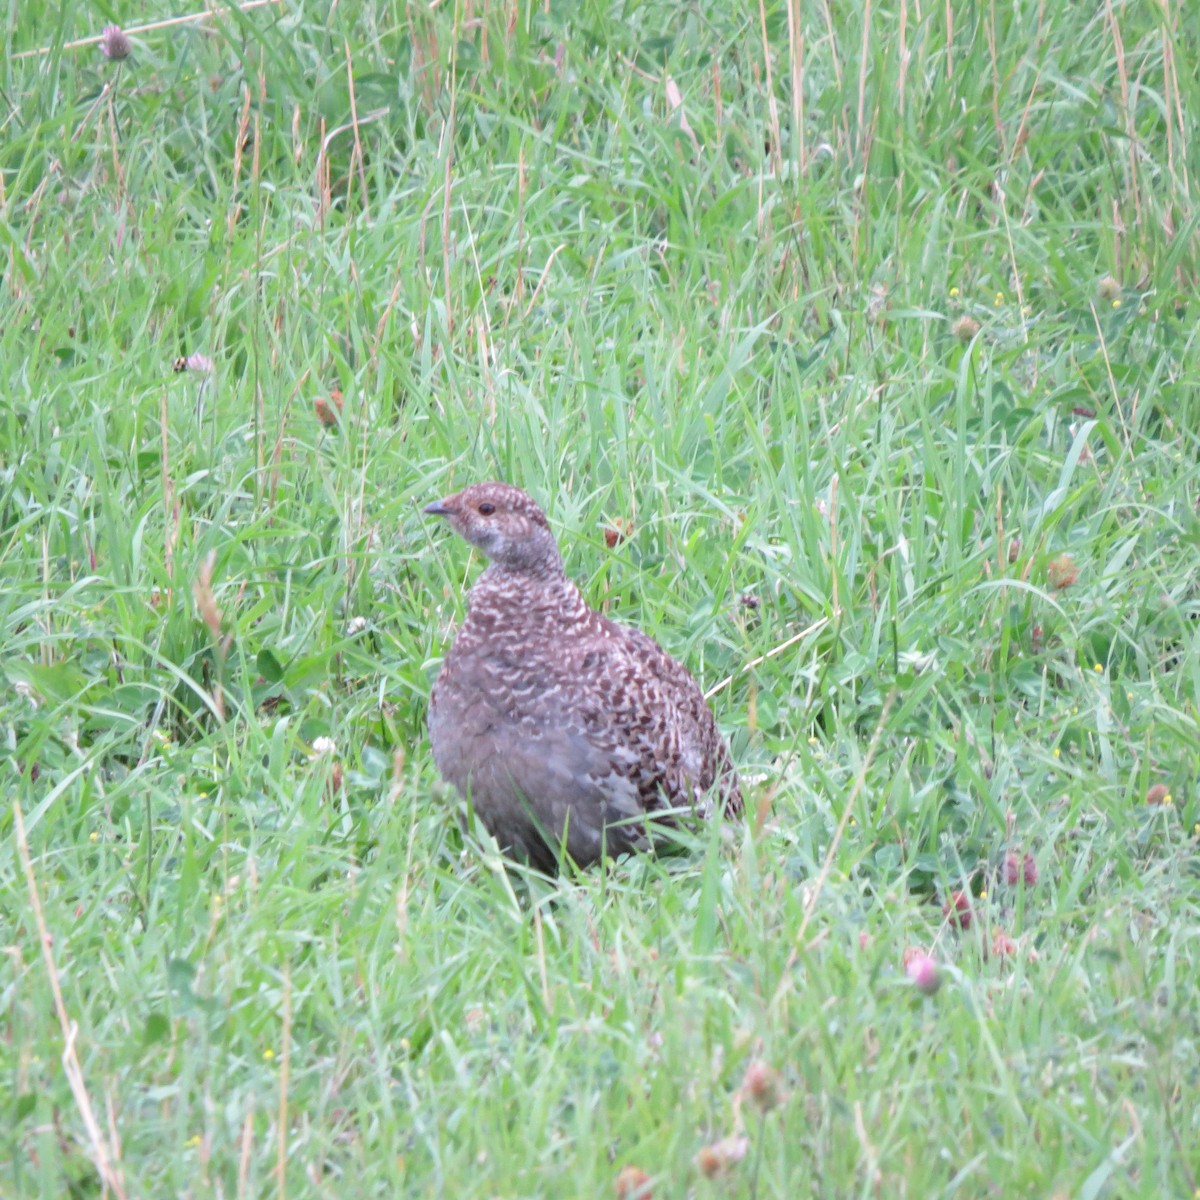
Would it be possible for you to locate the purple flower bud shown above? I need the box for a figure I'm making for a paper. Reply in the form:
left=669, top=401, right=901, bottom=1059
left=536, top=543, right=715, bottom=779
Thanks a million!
left=100, top=24, right=131, bottom=61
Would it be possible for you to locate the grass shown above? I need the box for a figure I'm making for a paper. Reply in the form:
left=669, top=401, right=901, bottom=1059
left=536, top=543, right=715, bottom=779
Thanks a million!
left=2, top=0, right=1199, bottom=1195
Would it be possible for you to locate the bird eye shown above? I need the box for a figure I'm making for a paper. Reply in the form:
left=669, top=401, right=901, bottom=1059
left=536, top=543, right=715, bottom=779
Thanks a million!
left=477, top=502, right=496, bottom=515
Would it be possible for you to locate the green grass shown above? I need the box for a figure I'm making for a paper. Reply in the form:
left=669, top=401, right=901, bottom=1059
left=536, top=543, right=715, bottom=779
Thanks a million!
left=3, top=0, right=1199, bottom=1195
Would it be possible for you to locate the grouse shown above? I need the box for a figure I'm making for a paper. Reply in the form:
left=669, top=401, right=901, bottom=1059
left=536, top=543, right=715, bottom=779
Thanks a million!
left=424, top=482, right=742, bottom=872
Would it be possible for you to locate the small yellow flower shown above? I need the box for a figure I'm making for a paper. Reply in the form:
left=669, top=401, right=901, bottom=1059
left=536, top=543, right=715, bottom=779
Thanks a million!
left=980, top=889, right=988, bottom=900
left=1163, top=794, right=1173, bottom=806
left=1053, top=748, right=1061, bottom=758
left=262, top=1048, right=275, bottom=1061
left=186, top=1134, right=202, bottom=1148
left=1112, top=299, right=1121, bottom=308
left=1093, top=664, right=1104, bottom=673
left=89, top=831, right=100, bottom=843
left=994, top=291, right=1005, bottom=305
left=1126, top=692, right=1133, bottom=701
left=1193, top=823, right=1199, bottom=837
left=808, top=736, right=820, bottom=746
left=949, top=286, right=959, bottom=298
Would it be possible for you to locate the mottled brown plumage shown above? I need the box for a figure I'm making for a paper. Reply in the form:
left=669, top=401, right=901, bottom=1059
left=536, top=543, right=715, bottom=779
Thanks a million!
left=425, top=482, right=742, bottom=872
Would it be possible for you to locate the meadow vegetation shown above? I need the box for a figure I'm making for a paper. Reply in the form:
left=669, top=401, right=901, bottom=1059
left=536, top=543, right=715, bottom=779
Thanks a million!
left=2, top=0, right=1198, bottom=1195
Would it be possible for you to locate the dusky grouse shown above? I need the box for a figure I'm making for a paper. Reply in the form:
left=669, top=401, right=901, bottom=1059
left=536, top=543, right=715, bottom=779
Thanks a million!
left=425, top=482, right=742, bottom=872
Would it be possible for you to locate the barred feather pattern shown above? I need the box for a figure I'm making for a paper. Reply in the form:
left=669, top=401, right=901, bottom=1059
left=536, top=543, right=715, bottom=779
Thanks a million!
left=425, top=482, right=742, bottom=872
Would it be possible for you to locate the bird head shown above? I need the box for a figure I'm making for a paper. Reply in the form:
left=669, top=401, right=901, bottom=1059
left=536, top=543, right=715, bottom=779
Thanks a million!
left=424, top=482, right=563, bottom=574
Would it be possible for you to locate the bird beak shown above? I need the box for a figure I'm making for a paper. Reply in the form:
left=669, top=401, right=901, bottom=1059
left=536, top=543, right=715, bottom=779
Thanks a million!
left=423, top=499, right=453, bottom=517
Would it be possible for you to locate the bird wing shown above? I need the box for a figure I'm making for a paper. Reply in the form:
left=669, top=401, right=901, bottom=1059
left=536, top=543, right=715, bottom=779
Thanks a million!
left=549, top=627, right=711, bottom=817
left=431, top=612, right=738, bottom=822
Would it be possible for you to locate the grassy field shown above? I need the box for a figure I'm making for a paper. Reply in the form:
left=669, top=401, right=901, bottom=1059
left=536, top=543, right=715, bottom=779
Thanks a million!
left=3, top=0, right=1199, bottom=1195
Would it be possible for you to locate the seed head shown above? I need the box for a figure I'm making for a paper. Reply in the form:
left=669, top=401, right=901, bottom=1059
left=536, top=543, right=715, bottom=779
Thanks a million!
left=694, top=1135, right=749, bottom=1179
left=943, top=889, right=973, bottom=930
left=315, top=388, right=344, bottom=426
left=741, top=1060, right=784, bottom=1112
left=615, top=1165, right=652, bottom=1199
left=603, top=517, right=633, bottom=548
left=991, top=930, right=1017, bottom=959
left=1002, top=851, right=1021, bottom=886
left=1046, top=553, right=1078, bottom=590
left=952, top=314, right=981, bottom=341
